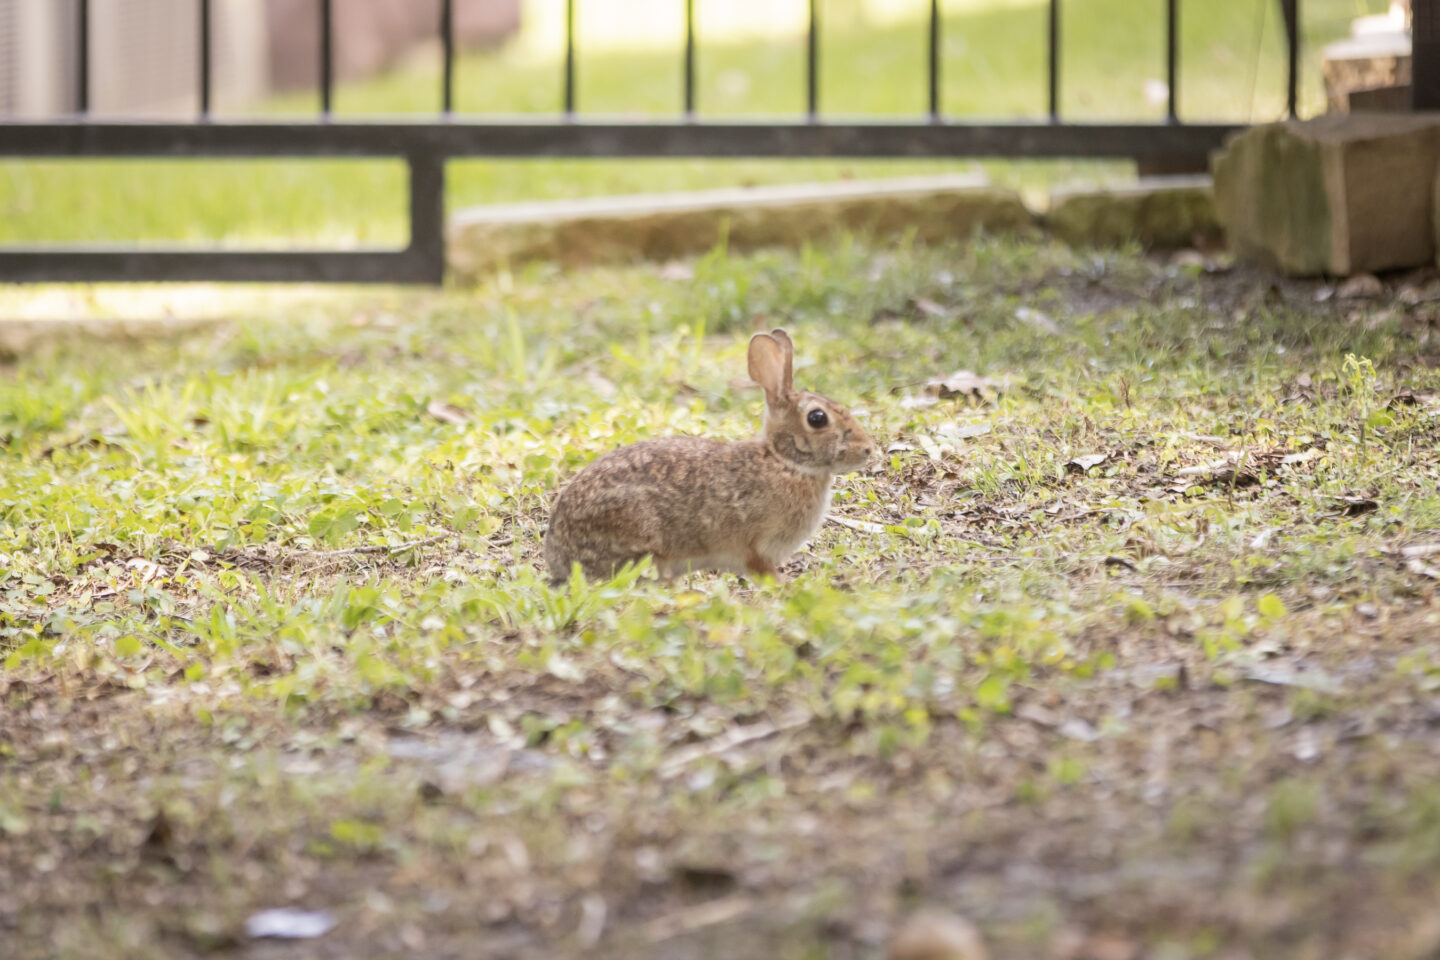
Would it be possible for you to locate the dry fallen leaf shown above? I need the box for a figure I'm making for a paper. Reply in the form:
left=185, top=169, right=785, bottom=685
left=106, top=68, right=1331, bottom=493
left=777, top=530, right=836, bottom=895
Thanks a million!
left=125, top=557, right=168, bottom=583
left=919, top=370, right=1008, bottom=404
left=1280, top=448, right=1322, bottom=466
left=887, top=909, right=989, bottom=960
left=1059, top=718, right=1100, bottom=741
left=1390, top=388, right=1440, bottom=414
left=1014, top=305, right=1059, bottom=334
left=1066, top=453, right=1109, bottom=473
left=576, top=894, right=608, bottom=948
left=1247, top=663, right=1342, bottom=694
left=1398, top=283, right=1440, bottom=305
left=909, top=296, right=951, bottom=319
left=1406, top=557, right=1440, bottom=580
left=244, top=908, right=336, bottom=940
left=1336, top=273, right=1384, bottom=300
left=936, top=421, right=991, bottom=441
left=426, top=401, right=470, bottom=425
left=1331, top=496, right=1379, bottom=517
left=1173, top=457, right=1257, bottom=488
left=1070, top=932, right=1142, bottom=960
left=1249, top=527, right=1280, bottom=550
left=585, top=372, right=618, bottom=398
left=1171, top=447, right=1315, bottom=490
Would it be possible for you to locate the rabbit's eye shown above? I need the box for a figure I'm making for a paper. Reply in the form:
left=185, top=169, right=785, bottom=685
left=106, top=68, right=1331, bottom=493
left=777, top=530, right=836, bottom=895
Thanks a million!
left=806, top=409, right=829, bottom=429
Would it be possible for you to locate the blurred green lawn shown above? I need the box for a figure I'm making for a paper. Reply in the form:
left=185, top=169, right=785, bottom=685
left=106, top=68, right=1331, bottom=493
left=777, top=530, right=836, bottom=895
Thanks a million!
left=0, top=0, right=1380, bottom=247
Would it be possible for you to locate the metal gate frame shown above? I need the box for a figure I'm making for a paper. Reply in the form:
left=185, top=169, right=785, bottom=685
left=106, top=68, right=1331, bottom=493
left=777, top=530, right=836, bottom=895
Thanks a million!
left=0, top=0, right=1324, bottom=285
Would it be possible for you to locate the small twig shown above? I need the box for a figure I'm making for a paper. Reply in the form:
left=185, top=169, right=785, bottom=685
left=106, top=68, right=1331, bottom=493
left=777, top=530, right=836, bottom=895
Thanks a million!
left=642, top=895, right=754, bottom=944
left=1056, top=506, right=1134, bottom=524
left=290, top=535, right=456, bottom=577
left=828, top=515, right=887, bottom=535
left=1176, top=457, right=1240, bottom=478
left=294, top=534, right=451, bottom=560
left=658, top=714, right=809, bottom=780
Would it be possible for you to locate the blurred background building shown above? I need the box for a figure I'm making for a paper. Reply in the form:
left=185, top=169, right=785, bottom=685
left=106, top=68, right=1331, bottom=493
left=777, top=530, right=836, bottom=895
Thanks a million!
left=0, top=0, right=521, bottom=117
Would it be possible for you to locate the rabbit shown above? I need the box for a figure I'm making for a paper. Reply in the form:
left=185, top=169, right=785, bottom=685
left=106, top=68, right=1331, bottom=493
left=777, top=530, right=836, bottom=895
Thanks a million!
left=545, top=328, right=876, bottom=584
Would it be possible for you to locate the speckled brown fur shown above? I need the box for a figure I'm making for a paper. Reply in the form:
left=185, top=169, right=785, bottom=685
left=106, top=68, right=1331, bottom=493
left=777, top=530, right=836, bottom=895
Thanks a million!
left=544, top=329, right=875, bottom=584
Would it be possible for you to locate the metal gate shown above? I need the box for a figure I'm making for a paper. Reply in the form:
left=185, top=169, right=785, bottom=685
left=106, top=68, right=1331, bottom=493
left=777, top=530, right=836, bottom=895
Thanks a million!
left=0, top=0, right=1327, bottom=284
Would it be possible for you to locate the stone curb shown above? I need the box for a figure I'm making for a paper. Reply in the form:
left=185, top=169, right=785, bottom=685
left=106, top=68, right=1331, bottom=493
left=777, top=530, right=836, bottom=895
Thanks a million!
left=1044, top=176, right=1221, bottom=250
left=0, top=316, right=226, bottom=363
left=448, top=174, right=1038, bottom=280
left=448, top=173, right=1216, bottom=279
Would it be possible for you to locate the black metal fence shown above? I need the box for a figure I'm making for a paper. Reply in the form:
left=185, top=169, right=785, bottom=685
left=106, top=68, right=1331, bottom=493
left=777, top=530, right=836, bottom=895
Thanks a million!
left=0, top=0, right=1326, bottom=284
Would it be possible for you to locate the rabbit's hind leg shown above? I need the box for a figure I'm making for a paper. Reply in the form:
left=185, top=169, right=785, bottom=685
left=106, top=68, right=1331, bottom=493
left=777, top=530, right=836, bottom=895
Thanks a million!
left=744, top=549, right=782, bottom=582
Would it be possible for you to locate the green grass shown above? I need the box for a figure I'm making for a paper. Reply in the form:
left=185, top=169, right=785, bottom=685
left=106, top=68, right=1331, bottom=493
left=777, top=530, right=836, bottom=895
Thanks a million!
left=5, top=236, right=1440, bottom=958
left=0, top=0, right=1382, bottom=246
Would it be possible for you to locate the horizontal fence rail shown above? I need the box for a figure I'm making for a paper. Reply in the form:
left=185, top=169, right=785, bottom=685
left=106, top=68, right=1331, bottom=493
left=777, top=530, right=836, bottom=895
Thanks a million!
left=0, top=0, right=1304, bottom=284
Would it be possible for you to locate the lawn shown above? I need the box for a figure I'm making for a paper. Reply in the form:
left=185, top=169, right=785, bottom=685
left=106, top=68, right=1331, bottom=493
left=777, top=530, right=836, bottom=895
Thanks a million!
left=0, top=0, right=1382, bottom=247
left=4, top=235, right=1440, bottom=958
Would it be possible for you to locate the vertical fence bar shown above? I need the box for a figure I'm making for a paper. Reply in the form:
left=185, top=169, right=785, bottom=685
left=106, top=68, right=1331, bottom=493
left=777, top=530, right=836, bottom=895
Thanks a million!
left=76, top=0, right=89, bottom=114
left=407, top=150, right=447, bottom=284
left=1047, top=0, right=1059, bottom=120
left=1282, top=0, right=1298, bottom=118
left=564, top=0, right=576, bottom=115
left=320, top=0, right=333, bottom=117
left=441, top=0, right=455, bottom=114
left=1165, top=0, right=1177, bottom=121
left=929, top=0, right=940, bottom=119
left=199, top=0, right=213, bottom=118
left=1416, top=0, right=1440, bottom=109
left=684, top=0, right=696, bottom=117
left=807, top=0, right=819, bottom=118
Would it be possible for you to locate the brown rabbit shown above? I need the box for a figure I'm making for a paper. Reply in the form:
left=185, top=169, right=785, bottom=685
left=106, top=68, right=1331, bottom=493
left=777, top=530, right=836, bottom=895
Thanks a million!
left=545, top=329, right=876, bottom=584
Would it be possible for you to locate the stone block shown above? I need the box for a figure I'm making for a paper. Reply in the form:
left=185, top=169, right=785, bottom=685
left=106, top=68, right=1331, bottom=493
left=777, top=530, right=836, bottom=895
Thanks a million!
left=1212, top=113, right=1440, bottom=276
left=1046, top=176, right=1220, bottom=249
left=447, top=175, right=1035, bottom=280
left=1322, top=33, right=1411, bottom=113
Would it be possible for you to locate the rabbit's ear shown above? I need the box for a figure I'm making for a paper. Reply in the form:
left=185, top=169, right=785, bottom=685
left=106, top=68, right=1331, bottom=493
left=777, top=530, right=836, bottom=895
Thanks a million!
left=748, top=332, right=788, bottom=405
left=768, top=328, right=794, bottom=393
